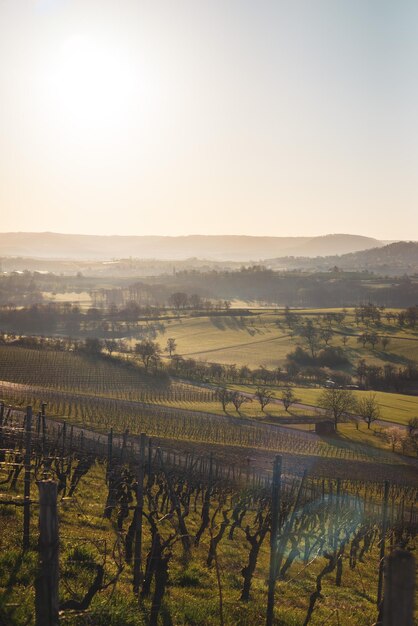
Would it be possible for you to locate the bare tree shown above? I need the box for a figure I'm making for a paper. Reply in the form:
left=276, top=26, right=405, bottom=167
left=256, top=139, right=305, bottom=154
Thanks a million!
left=104, top=339, right=117, bottom=356
left=189, top=294, right=202, bottom=309
left=318, top=387, right=356, bottom=430
left=357, top=333, right=368, bottom=348
left=168, top=292, right=188, bottom=311
left=284, top=306, right=297, bottom=329
left=166, top=337, right=177, bottom=357
left=368, top=332, right=379, bottom=349
left=384, top=427, right=405, bottom=453
left=356, top=393, right=381, bottom=429
left=320, top=328, right=334, bottom=346
left=135, top=340, right=161, bottom=371
left=281, top=386, right=299, bottom=413
left=407, top=417, right=418, bottom=437
left=216, top=387, right=233, bottom=412
left=406, top=418, right=418, bottom=457
left=300, top=321, right=320, bottom=359
left=255, top=387, right=274, bottom=413
left=231, top=391, right=248, bottom=413
left=381, top=336, right=390, bottom=351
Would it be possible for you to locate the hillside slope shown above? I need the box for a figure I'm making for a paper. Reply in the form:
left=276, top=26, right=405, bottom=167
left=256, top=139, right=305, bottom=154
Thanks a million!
left=0, top=232, right=383, bottom=261
left=266, top=241, right=418, bottom=274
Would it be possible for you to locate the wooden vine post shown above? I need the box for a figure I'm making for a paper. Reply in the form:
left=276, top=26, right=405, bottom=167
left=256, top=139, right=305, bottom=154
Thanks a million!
left=148, top=437, right=153, bottom=477
left=41, top=402, right=47, bottom=452
left=0, top=401, right=5, bottom=463
left=266, top=455, right=282, bottom=626
left=35, top=480, right=59, bottom=626
left=377, top=480, right=390, bottom=606
left=133, top=432, right=146, bottom=593
left=107, top=428, right=113, bottom=480
left=382, top=549, right=415, bottom=626
left=23, top=405, right=32, bottom=550
left=61, top=421, right=67, bottom=458
left=120, top=428, right=129, bottom=462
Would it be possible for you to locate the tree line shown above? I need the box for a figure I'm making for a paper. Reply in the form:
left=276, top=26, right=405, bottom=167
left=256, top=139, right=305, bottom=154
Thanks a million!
left=2, top=267, right=418, bottom=308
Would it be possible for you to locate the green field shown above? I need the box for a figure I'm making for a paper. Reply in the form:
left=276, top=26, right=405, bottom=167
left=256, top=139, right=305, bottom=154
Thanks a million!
left=159, top=313, right=292, bottom=367
left=150, top=309, right=418, bottom=369
left=293, top=387, right=418, bottom=426
left=228, top=383, right=418, bottom=426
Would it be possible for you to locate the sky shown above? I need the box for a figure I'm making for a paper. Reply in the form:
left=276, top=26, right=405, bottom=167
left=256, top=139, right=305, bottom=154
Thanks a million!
left=0, top=0, right=417, bottom=239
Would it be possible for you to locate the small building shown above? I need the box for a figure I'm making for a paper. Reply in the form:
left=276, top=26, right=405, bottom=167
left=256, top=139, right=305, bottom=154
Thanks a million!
left=315, top=420, right=335, bottom=435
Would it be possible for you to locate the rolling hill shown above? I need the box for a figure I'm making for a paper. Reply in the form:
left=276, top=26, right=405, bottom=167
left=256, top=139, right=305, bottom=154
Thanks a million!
left=266, top=241, right=418, bottom=275
left=0, top=231, right=383, bottom=262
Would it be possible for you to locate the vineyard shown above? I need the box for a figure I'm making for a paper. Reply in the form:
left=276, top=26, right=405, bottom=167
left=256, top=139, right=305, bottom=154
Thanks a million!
left=0, top=404, right=417, bottom=625
left=1, top=380, right=418, bottom=486
left=1, top=343, right=418, bottom=490
left=0, top=345, right=215, bottom=404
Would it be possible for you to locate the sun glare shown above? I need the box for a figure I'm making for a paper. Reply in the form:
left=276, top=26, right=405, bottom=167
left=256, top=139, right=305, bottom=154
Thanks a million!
left=44, top=34, right=137, bottom=132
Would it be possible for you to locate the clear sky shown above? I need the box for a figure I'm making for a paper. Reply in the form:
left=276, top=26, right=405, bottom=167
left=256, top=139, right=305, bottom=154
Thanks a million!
left=1, top=0, right=417, bottom=239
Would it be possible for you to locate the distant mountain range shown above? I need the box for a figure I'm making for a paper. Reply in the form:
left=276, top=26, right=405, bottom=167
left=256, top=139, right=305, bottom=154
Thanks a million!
left=0, top=232, right=386, bottom=261
left=266, top=241, right=418, bottom=275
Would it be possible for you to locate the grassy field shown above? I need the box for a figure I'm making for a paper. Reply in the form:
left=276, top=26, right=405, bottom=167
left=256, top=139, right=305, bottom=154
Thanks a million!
left=160, top=313, right=292, bottom=367
left=291, top=387, right=418, bottom=426
left=227, top=383, right=418, bottom=426
left=152, top=309, right=418, bottom=369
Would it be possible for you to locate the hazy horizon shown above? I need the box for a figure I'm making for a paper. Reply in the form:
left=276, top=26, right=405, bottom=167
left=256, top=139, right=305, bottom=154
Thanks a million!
left=1, top=0, right=418, bottom=240
left=0, top=229, right=398, bottom=239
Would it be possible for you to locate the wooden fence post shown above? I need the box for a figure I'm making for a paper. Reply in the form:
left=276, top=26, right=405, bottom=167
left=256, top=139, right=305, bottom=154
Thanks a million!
left=148, top=437, right=152, bottom=478
left=61, top=421, right=67, bottom=458
left=69, top=425, right=73, bottom=456
left=0, top=401, right=4, bottom=462
left=35, top=480, right=59, bottom=626
left=266, top=455, right=282, bottom=626
left=120, top=428, right=128, bottom=463
left=377, top=480, right=390, bottom=606
left=382, top=549, right=415, bottom=626
left=133, top=433, right=146, bottom=593
left=23, top=405, right=32, bottom=550
left=36, top=410, right=41, bottom=439
left=107, top=428, right=113, bottom=480
left=41, top=402, right=47, bottom=451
